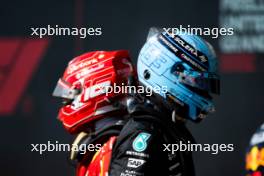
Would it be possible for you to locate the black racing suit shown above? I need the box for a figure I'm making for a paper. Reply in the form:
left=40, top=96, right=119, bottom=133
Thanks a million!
left=109, top=104, right=196, bottom=176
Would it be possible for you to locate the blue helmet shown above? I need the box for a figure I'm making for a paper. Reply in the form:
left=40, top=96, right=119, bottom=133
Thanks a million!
left=137, top=28, right=220, bottom=121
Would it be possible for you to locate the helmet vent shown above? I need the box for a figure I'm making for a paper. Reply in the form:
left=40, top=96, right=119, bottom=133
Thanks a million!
left=143, top=70, right=151, bottom=80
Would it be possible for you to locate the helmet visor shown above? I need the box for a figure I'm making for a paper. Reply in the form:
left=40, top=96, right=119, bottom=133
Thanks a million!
left=52, top=79, right=79, bottom=99
left=178, top=71, right=220, bottom=95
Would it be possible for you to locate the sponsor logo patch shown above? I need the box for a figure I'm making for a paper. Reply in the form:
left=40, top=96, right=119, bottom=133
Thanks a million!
left=127, top=158, right=146, bottom=168
left=132, top=132, right=151, bottom=152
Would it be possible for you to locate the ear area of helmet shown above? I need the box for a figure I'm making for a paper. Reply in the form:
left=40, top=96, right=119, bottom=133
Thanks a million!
left=171, top=62, right=187, bottom=81
left=172, top=62, right=185, bottom=72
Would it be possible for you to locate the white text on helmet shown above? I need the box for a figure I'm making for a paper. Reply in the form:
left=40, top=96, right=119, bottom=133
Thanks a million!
left=67, top=58, right=98, bottom=74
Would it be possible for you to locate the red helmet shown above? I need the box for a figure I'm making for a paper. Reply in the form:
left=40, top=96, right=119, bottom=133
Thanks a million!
left=53, top=50, right=136, bottom=134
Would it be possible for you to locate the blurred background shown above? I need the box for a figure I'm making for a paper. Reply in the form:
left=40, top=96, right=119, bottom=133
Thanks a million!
left=0, top=0, right=264, bottom=175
